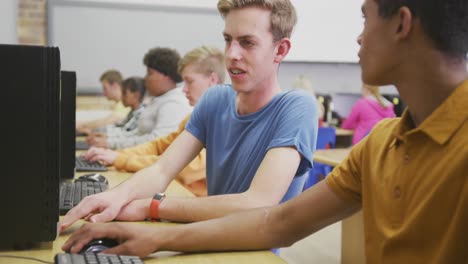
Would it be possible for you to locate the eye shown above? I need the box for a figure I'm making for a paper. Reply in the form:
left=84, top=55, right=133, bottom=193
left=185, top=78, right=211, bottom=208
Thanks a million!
left=241, top=40, right=254, bottom=47
left=223, top=36, right=232, bottom=43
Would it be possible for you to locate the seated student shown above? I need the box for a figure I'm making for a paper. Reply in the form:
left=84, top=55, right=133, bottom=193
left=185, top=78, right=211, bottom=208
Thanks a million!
left=60, top=0, right=317, bottom=233
left=76, top=70, right=130, bottom=133
left=292, top=75, right=325, bottom=126
left=83, top=46, right=226, bottom=197
left=341, top=83, right=395, bottom=144
left=95, top=77, right=146, bottom=136
left=62, top=0, right=468, bottom=262
left=88, top=47, right=192, bottom=149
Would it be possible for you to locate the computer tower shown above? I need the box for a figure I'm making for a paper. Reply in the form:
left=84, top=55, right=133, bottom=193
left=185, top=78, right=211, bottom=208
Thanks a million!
left=0, top=44, right=61, bottom=248
left=60, top=71, right=77, bottom=180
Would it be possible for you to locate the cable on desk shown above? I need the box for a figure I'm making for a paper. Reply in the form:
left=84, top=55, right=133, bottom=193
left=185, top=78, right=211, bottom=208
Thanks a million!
left=0, top=254, right=53, bottom=264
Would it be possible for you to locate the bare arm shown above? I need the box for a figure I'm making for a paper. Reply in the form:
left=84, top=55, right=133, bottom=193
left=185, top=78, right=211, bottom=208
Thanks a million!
left=60, top=130, right=203, bottom=231
left=159, top=180, right=360, bottom=252
left=157, top=146, right=301, bottom=222
left=63, top=180, right=360, bottom=256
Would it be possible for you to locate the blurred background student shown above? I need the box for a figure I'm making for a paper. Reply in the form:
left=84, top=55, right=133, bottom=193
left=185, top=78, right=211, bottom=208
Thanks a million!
left=82, top=46, right=226, bottom=196
left=342, top=84, right=395, bottom=144
left=76, top=69, right=130, bottom=133
left=94, top=76, right=146, bottom=136
left=292, top=75, right=324, bottom=126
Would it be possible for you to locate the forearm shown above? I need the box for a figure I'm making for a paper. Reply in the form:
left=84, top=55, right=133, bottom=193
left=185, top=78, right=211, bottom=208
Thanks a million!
left=113, top=164, right=172, bottom=202
left=157, top=181, right=360, bottom=252
left=157, top=207, right=280, bottom=253
left=159, top=192, right=275, bottom=223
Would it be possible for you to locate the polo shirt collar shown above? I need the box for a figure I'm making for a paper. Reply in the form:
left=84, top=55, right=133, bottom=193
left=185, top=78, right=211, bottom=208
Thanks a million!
left=392, top=79, right=468, bottom=145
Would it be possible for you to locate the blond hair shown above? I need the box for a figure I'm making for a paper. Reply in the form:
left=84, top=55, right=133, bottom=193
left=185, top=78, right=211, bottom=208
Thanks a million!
left=364, top=84, right=387, bottom=108
left=217, top=0, right=297, bottom=42
left=100, top=69, right=123, bottom=85
left=178, top=46, right=226, bottom=84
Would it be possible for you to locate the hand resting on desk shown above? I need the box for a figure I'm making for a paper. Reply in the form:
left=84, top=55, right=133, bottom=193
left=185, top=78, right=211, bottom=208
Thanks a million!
left=82, top=147, right=118, bottom=166
left=62, top=222, right=159, bottom=257
left=59, top=190, right=151, bottom=232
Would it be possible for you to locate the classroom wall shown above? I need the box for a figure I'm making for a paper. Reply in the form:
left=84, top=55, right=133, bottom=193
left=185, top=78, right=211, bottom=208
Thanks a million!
left=47, top=0, right=397, bottom=96
left=0, top=0, right=17, bottom=44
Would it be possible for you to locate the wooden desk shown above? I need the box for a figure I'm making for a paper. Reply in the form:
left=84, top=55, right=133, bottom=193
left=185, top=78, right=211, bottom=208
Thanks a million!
left=313, top=148, right=351, bottom=166
left=335, top=128, right=353, bottom=137
left=76, top=95, right=114, bottom=111
left=1, top=170, right=285, bottom=264
left=313, top=148, right=365, bottom=264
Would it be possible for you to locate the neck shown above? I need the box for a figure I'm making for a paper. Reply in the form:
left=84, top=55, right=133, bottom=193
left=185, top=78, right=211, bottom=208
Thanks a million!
left=236, top=78, right=281, bottom=115
left=395, top=54, right=467, bottom=127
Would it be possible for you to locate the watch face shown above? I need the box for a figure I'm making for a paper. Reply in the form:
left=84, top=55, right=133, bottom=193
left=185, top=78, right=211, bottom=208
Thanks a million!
left=153, top=193, right=166, bottom=201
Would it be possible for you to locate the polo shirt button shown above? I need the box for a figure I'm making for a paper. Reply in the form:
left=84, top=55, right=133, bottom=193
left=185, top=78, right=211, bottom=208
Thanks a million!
left=404, top=154, right=410, bottom=164
left=394, top=186, right=401, bottom=198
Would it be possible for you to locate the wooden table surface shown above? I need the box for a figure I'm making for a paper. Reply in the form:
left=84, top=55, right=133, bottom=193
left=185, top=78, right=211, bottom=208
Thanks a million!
left=0, top=170, right=286, bottom=264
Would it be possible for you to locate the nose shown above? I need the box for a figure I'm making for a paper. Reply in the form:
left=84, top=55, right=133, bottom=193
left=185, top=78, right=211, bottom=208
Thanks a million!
left=182, top=84, right=188, bottom=94
left=226, top=42, right=241, bottom=61
left=357, top=34, right=363, bottom=45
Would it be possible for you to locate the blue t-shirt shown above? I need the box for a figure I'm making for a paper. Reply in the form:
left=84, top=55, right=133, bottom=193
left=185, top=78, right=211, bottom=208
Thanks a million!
left=186, top=85, right=318, bottom=202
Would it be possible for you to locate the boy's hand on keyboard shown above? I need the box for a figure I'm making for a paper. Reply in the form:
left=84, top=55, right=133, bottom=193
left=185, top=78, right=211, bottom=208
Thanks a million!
left=59, top=190, right=127, bottom=233
left=83, top=147, right=118, bottom=166
left=62, top=222, right=162, bottom=257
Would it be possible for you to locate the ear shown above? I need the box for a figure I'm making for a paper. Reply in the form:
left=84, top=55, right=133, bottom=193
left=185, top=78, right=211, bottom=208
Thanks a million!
left=395, top=6, right=413, bottom=40
left=208, top=72, right=219, bottom=86
left=273, top=38, right=291, bottom=63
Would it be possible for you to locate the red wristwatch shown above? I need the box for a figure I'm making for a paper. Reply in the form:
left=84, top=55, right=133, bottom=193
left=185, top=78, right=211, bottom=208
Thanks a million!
left=149, top=193, right=166, bottom=220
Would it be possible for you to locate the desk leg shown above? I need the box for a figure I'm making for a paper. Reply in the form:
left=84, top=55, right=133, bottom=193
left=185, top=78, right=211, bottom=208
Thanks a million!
left=341, top=210, right=365, bottom=264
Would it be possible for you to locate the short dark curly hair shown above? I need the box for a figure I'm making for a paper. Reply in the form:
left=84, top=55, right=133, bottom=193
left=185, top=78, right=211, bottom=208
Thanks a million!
left=374, top=0, right=468, bottom=57
left=143, top=47, right=182, bottom=83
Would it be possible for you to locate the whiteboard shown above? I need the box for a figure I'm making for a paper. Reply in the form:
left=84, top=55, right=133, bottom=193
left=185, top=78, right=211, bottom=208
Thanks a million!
left=48, top=0, right=363, bottom=91
left=48, top=0, right=224, bottom=90
left=289, top=0, right=363, bottom=63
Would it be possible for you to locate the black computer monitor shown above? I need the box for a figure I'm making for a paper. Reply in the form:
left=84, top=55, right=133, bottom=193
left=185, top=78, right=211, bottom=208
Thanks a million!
left=0, top=44, right=61, bottom=249
left=60, top=71, right=77, bottom=180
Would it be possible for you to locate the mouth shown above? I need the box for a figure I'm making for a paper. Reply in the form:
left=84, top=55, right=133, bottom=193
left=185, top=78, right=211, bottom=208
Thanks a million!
left=228, top=67, right=246, bottom=76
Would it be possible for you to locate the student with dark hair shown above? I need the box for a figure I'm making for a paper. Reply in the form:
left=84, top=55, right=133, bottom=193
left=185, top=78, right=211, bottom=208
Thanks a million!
left=76, top=69, right=130, bottom=133
left=100, top=77, right=146, bottom=135
left=63, top=0, right=467, bottom=262
left=88, top=47, right=191, bottom=149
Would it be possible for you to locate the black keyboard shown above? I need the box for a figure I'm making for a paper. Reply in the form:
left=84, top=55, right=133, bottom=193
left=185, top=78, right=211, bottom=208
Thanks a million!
left=59, top=180, right=108, bottom=215
left=76, top=157, right=108, bottom=172
left=55, top=253, right=144, bottom=264
left=76, top=140, right=90, bottom=150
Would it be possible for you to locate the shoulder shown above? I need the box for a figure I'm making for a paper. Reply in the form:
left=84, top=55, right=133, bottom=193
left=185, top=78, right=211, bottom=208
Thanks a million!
left=372, top=118, right=399, bottom=131
left=277, top=89, right=317, bottom=108
left=198, top=84, right=235, bottom=106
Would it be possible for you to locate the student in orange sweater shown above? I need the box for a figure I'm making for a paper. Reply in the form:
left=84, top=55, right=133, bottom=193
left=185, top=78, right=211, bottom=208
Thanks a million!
left=82, top=46, right=226, bottom=196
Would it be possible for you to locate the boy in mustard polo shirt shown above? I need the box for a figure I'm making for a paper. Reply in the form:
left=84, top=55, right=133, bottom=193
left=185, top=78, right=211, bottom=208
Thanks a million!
left=63, top=0, right=467, bottom=262
left=81, top=46, right=226, bottom=197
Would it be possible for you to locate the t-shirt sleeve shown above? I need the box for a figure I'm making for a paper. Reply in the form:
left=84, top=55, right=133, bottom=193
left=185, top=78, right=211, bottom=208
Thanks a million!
left=268, top=91, right=319, bottom=176
left=185, top=86, right=218, bottom=145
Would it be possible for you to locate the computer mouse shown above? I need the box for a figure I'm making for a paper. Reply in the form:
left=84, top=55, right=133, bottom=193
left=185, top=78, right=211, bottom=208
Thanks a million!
left=76, top=173, right=108, bottom=185
left=78, top=238, right=119, bottom=254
